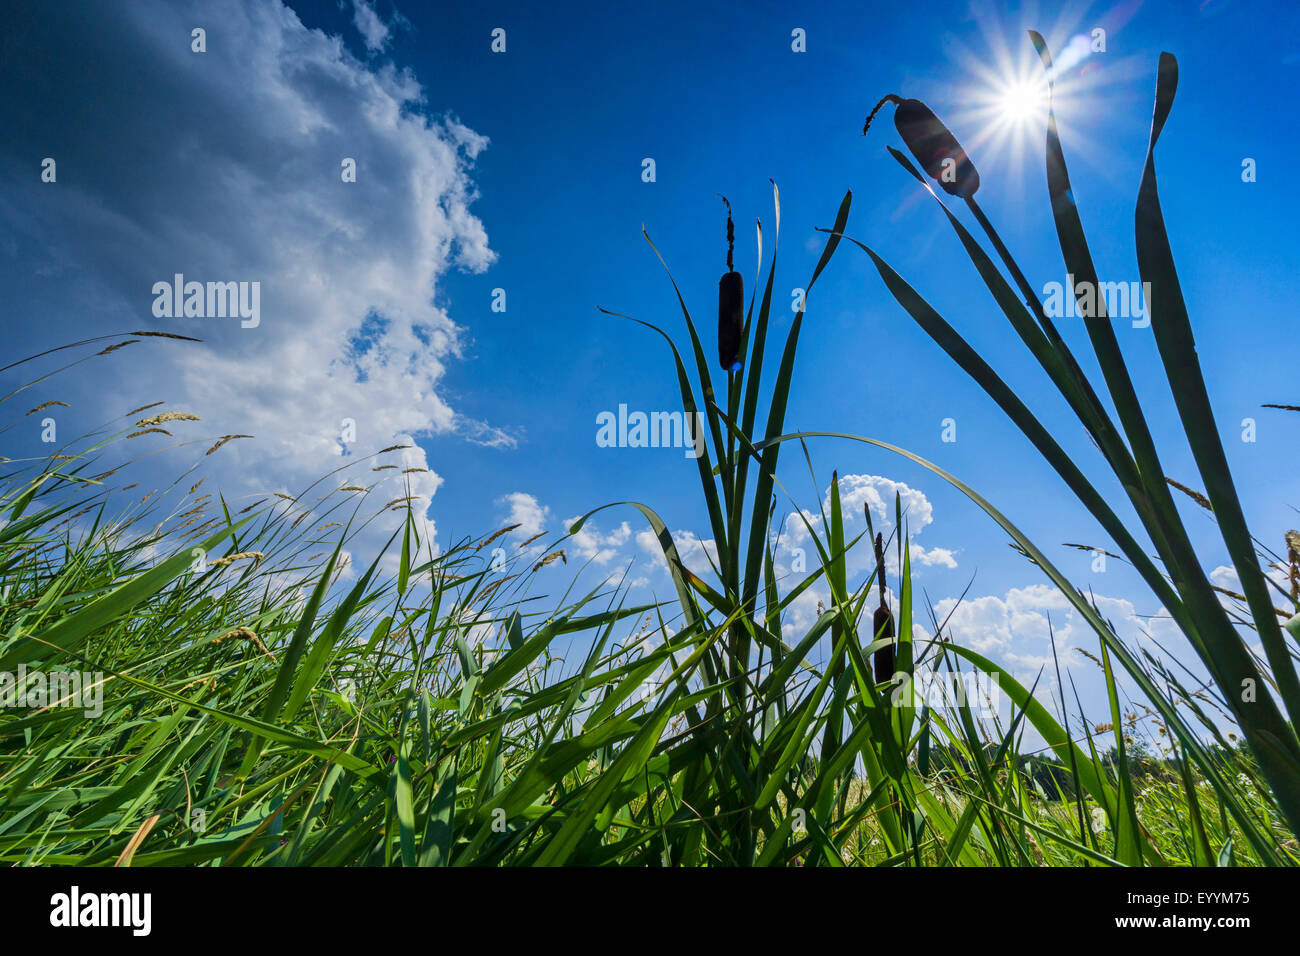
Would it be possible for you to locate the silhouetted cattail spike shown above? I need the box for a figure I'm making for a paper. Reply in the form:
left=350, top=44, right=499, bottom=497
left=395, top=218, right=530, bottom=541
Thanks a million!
left=872, top=532, right=896, bottom=684
left=716, top=195, right=744, bottom=373
left=863, top=94, right=980, bottom=199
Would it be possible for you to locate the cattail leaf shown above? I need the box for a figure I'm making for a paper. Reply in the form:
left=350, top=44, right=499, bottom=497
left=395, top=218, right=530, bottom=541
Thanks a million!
left=885, top=145, right=1129, bottom=481
left=731, top=185, right=783, bottom=596
left=823, top=226, right=1192, bottom=638
left=1135, top=51, right=1300, bottom=764
left=739, top=189, right=852, bottom=638
left=831, top=222, right=1283, bottom=789
left=1028, top=34, right=1251, bottom=715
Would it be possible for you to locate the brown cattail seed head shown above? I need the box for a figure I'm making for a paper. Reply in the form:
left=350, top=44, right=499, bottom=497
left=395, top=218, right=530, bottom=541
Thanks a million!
left=872, top=532, right=895, bottom=683
left=717, top=196, right=744, bottom=372
left=864, top=94, right=980, bottom=199
left=873, top=604, right=896, bottom=684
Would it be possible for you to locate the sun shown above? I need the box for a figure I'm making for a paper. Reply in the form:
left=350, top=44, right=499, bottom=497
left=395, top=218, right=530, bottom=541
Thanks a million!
left=935, top=15, right=1128, bottom=187
left=997, top=79, right=1047, bottom=123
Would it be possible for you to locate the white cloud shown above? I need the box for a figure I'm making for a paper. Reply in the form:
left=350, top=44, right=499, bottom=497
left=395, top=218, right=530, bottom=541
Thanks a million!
left=932, top=584, right=1073, bottom=654
left=779, top=473, right=957, bottom=578
left=500, top=492, right=549, bottom=539
left=926, top=583, right=1184, bottom=691
left=1210, top=562, right=1293, bottom=602
left=349, top=0, right=395, bottom=52
left=566, top=517, right=632, bottom=565
left=910, top=543, right=958, bottom=568
left=637, top=528, right=718, bottom=578
left=0, top=1, right=499, bottom=557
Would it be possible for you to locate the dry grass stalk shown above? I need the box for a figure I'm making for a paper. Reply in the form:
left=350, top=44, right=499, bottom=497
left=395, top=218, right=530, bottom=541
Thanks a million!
left=209, top=551, right=263, bottom=568
left=206, top=434, right=252, bottom=455
left=533, top=549, right=566, bottom=572
left=1165, top=477, right=1212, bottom=511
left=26, top=400, right=69, bottom=415
left=135, top=412, right=200, bottom=428
left=476, top=523, right=521, bottom=551
left=213, top=625, right=275, bottom=660
left=129, top=330, right=201, bottom=342
left=96, top=340, right=138, bottom=356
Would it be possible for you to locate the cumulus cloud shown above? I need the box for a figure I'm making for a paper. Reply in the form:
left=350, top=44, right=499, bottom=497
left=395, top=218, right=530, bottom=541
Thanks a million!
left=779, top=473, right=958, bottom=579
left=927, top=582, right=1183, bottom=689
left=500, top=492, right=549, bottom=540
left=566, top=517, right=632, bottom=565
left=932, top=584, right=1075, bottom=654
left=0, top=0, right=498, bottom=553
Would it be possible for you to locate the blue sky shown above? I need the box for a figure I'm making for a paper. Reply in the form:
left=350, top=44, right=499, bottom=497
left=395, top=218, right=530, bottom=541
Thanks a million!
left=2, top=0, right=1298, bottom=729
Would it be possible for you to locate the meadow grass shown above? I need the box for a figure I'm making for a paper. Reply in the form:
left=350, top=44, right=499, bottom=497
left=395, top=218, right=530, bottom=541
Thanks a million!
left=1, top=36, right=1296, bottom=866
left=0, top=422, right=1292, bottom=866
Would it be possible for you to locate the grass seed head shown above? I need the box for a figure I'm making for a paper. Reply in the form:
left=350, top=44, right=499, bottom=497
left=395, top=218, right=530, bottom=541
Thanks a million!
left=135, top=411, right=199, bottom=427
left=205, top=434, right=252, bottom=455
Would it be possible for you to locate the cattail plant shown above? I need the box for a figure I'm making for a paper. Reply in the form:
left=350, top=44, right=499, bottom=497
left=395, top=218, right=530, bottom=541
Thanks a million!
left=716, top=195, right=744, bottom=372
left=863, top=95, right=980, bottom=198
left=841, top=34, right=1300, bottom=848
left=872, top=532, right=895, bottom=684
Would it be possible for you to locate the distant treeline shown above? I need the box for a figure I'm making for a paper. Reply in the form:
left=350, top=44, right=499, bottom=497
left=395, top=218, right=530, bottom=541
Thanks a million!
left=914, top=740, right=1254, bottom=802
